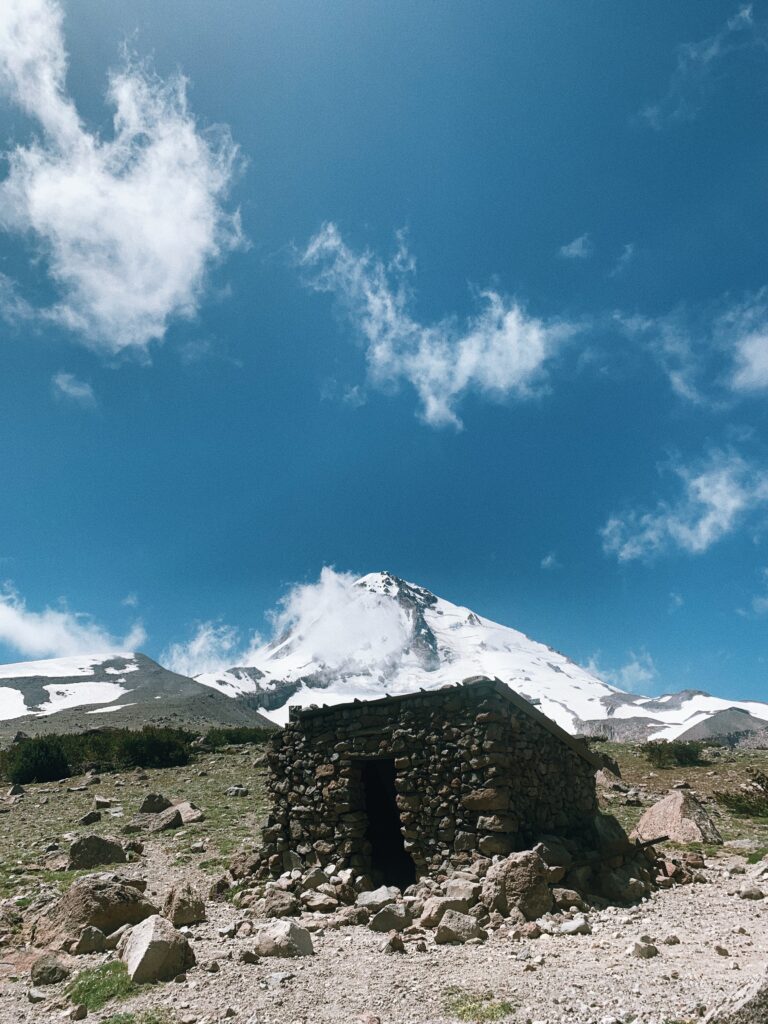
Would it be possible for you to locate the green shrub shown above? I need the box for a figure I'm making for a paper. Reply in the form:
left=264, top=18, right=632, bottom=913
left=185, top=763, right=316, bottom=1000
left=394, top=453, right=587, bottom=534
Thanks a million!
left=0, top=726, right=192, bottom=782
left=66, top=962, right=137, bottom=1010
left=639, top=740, right=705, bottom=768
left=715, top=769, right=768, bottom=818
left=4, top=735, right=70, bottom=783
left=443, top=988, right=515, bottom=1022
left=204, top=725, right=273, bottom=749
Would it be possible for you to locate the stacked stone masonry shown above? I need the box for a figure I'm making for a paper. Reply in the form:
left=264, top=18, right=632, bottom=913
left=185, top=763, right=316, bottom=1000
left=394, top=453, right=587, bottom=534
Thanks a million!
left=257, top=678, right=601, bottom=880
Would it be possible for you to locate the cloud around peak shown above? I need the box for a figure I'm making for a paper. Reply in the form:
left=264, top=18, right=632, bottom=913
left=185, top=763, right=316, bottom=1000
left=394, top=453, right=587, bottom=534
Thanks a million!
left=299, top=223, right=578, bottom=428
left=0, top=0, right=243, bottom=354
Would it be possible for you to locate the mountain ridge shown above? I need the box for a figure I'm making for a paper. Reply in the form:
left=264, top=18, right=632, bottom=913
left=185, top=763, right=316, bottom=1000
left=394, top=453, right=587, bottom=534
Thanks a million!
left=0, top=572, right=765, bottom=742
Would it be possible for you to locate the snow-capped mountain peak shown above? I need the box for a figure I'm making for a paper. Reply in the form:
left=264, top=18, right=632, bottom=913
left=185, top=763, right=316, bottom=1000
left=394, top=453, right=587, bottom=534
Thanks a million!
left=195, top=571, right=768, bottom=739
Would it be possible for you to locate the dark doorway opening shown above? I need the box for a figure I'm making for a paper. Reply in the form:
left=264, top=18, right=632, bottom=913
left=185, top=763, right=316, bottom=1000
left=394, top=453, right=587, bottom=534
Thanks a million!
left=359, top=758, right=416, bottom=890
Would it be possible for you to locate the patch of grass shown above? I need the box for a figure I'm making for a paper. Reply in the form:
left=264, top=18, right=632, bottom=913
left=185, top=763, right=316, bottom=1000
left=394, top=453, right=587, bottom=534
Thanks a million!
left=443, top=987, right=515, bottom=1023
left=102, top=1015, right=136, bottom=1024
left=66, top=961, right=138, bottom=1011
left=747, top=847, right=768, bottom=864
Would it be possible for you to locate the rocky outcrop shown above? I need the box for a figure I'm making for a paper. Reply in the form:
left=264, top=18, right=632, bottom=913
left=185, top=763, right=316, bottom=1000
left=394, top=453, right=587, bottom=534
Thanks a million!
left=121, top=915, right=195, bottom=982
left=631, top=790, right=723, bottom=846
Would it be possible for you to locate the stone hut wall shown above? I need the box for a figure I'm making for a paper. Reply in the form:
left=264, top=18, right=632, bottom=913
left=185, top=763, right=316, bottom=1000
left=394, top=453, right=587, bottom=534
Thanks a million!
left=258, top=680, right=598, bottom=879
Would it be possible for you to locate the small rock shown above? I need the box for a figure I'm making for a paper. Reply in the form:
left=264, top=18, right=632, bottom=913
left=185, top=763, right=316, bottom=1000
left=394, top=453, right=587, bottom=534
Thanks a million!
left=225, top=786, right=249, bottom=797
left=139, top=794, right=172, bottom=814
left=629, top=941, right=659, bottom=959
left=435, top=909, right=487, bottom=945
left=26, top=987, right=45, bottom=1003
left=380, top=933, right=405, bottom=954
left=560, top=917, right=591, bottom=936
left=73, top=926, right=106, bottom=954
left=30, top=953, right=70, bottom=986
left=70, top=1005, right=87, bottom=1021
left=251, top=920, right=314, bottom=958
left=738, top=886, right=765, bottom=901
left=369, top=904, right=412, bottom=933
left=78, top=811, right=101, bottom=827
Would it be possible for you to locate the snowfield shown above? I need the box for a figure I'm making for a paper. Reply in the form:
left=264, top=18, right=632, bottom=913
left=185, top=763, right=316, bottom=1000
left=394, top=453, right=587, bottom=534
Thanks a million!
left=0, top=653, right=136, bottom=679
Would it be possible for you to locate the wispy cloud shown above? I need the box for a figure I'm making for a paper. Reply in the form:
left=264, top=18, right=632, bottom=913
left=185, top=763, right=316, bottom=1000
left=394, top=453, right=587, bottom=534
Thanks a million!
left=0, top=0, right=243, bottom=353
left=602, top=448, right=768, bottom=561
left=586, top=650, right=657, bottom=694
left=620, top=289, right=768, bottom=406
left=642, top=5, right=763, bottom=129
left=609, top=242, right=636, bottom=278
left=0, top=584, right=145, bottom=659
left=669, top=591, right=684, bottom=613
left=540, top=551, right=560, bottom=570
left=163, top=621, right=262, bottom=678
left=51, top=371, right=96, bottom=407
left=299, top=224, right=578, bottom=428
left=558, top=234, right=593, bottom=260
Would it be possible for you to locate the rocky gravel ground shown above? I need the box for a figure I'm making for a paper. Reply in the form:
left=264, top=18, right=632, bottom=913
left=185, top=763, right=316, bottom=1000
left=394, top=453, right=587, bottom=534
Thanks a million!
left=0, top=746, right=765, bottom=1024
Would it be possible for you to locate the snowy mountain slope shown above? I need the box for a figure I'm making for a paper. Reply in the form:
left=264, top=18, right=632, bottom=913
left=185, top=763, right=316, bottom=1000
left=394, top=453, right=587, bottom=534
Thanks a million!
left=0, top=652, right=274, bottom=734
left=195, top=571, right=768, bottom=739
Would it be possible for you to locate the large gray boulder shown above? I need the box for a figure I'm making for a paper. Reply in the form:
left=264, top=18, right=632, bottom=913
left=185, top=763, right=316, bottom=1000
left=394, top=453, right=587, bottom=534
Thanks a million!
left=120, top=914, right=195, bottom=982
left=251, top=920, right=314, bottom=957
left=67, top=835, right=127, bottom=870
left=631, top=790, right=723, bottom=845
left=703, top=966, right=768, bottom=1023
left=481, top=850, right=552, bottom=920
left=33, top=874, right=157, bottom=950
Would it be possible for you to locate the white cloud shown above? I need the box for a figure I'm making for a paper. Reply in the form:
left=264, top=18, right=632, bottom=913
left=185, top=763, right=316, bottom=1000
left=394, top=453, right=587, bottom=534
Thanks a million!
left=558, top=234, right=593, bottom=260
left=165, top=568, right=414, bottom=678
left=0, top=0, right=242, bottom=353
left=602, top=449, right=768, bottom=561
left=669, top=591, right=684, bottom=612
left=731, top=330, right=768, bottom=391
left=0, top=584, right=145, bottom=659
left=642, top=5, right=762, bottom=129
left=540, top=551, right=560, bottom=570
left=586, top=650, right=657, bottom=694
left=163, top=621, right=262, bottom=678
left=271, top=568, right=411, bottom=671
left=51, top=371, right=95, bottom=406
left=299, top=224, right=577, bottom=428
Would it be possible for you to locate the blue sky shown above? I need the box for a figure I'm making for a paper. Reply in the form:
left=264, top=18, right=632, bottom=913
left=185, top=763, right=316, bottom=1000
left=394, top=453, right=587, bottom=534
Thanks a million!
left=1, top=0, right=767, bottom=701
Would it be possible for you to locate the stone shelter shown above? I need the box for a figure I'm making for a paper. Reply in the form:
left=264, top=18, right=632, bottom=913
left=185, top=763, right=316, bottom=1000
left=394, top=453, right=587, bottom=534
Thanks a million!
left=257, top=677, right=602, bottom=888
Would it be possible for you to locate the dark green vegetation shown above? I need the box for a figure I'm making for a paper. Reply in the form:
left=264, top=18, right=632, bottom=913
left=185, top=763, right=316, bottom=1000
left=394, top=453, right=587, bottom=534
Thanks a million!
left=0, top=725, right=273, bottom=783
left=715, top=768, right=768, bottom=818
left=66, top=962, right=138, bottom=1011
left=639, top=740, right=706, bottom=769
